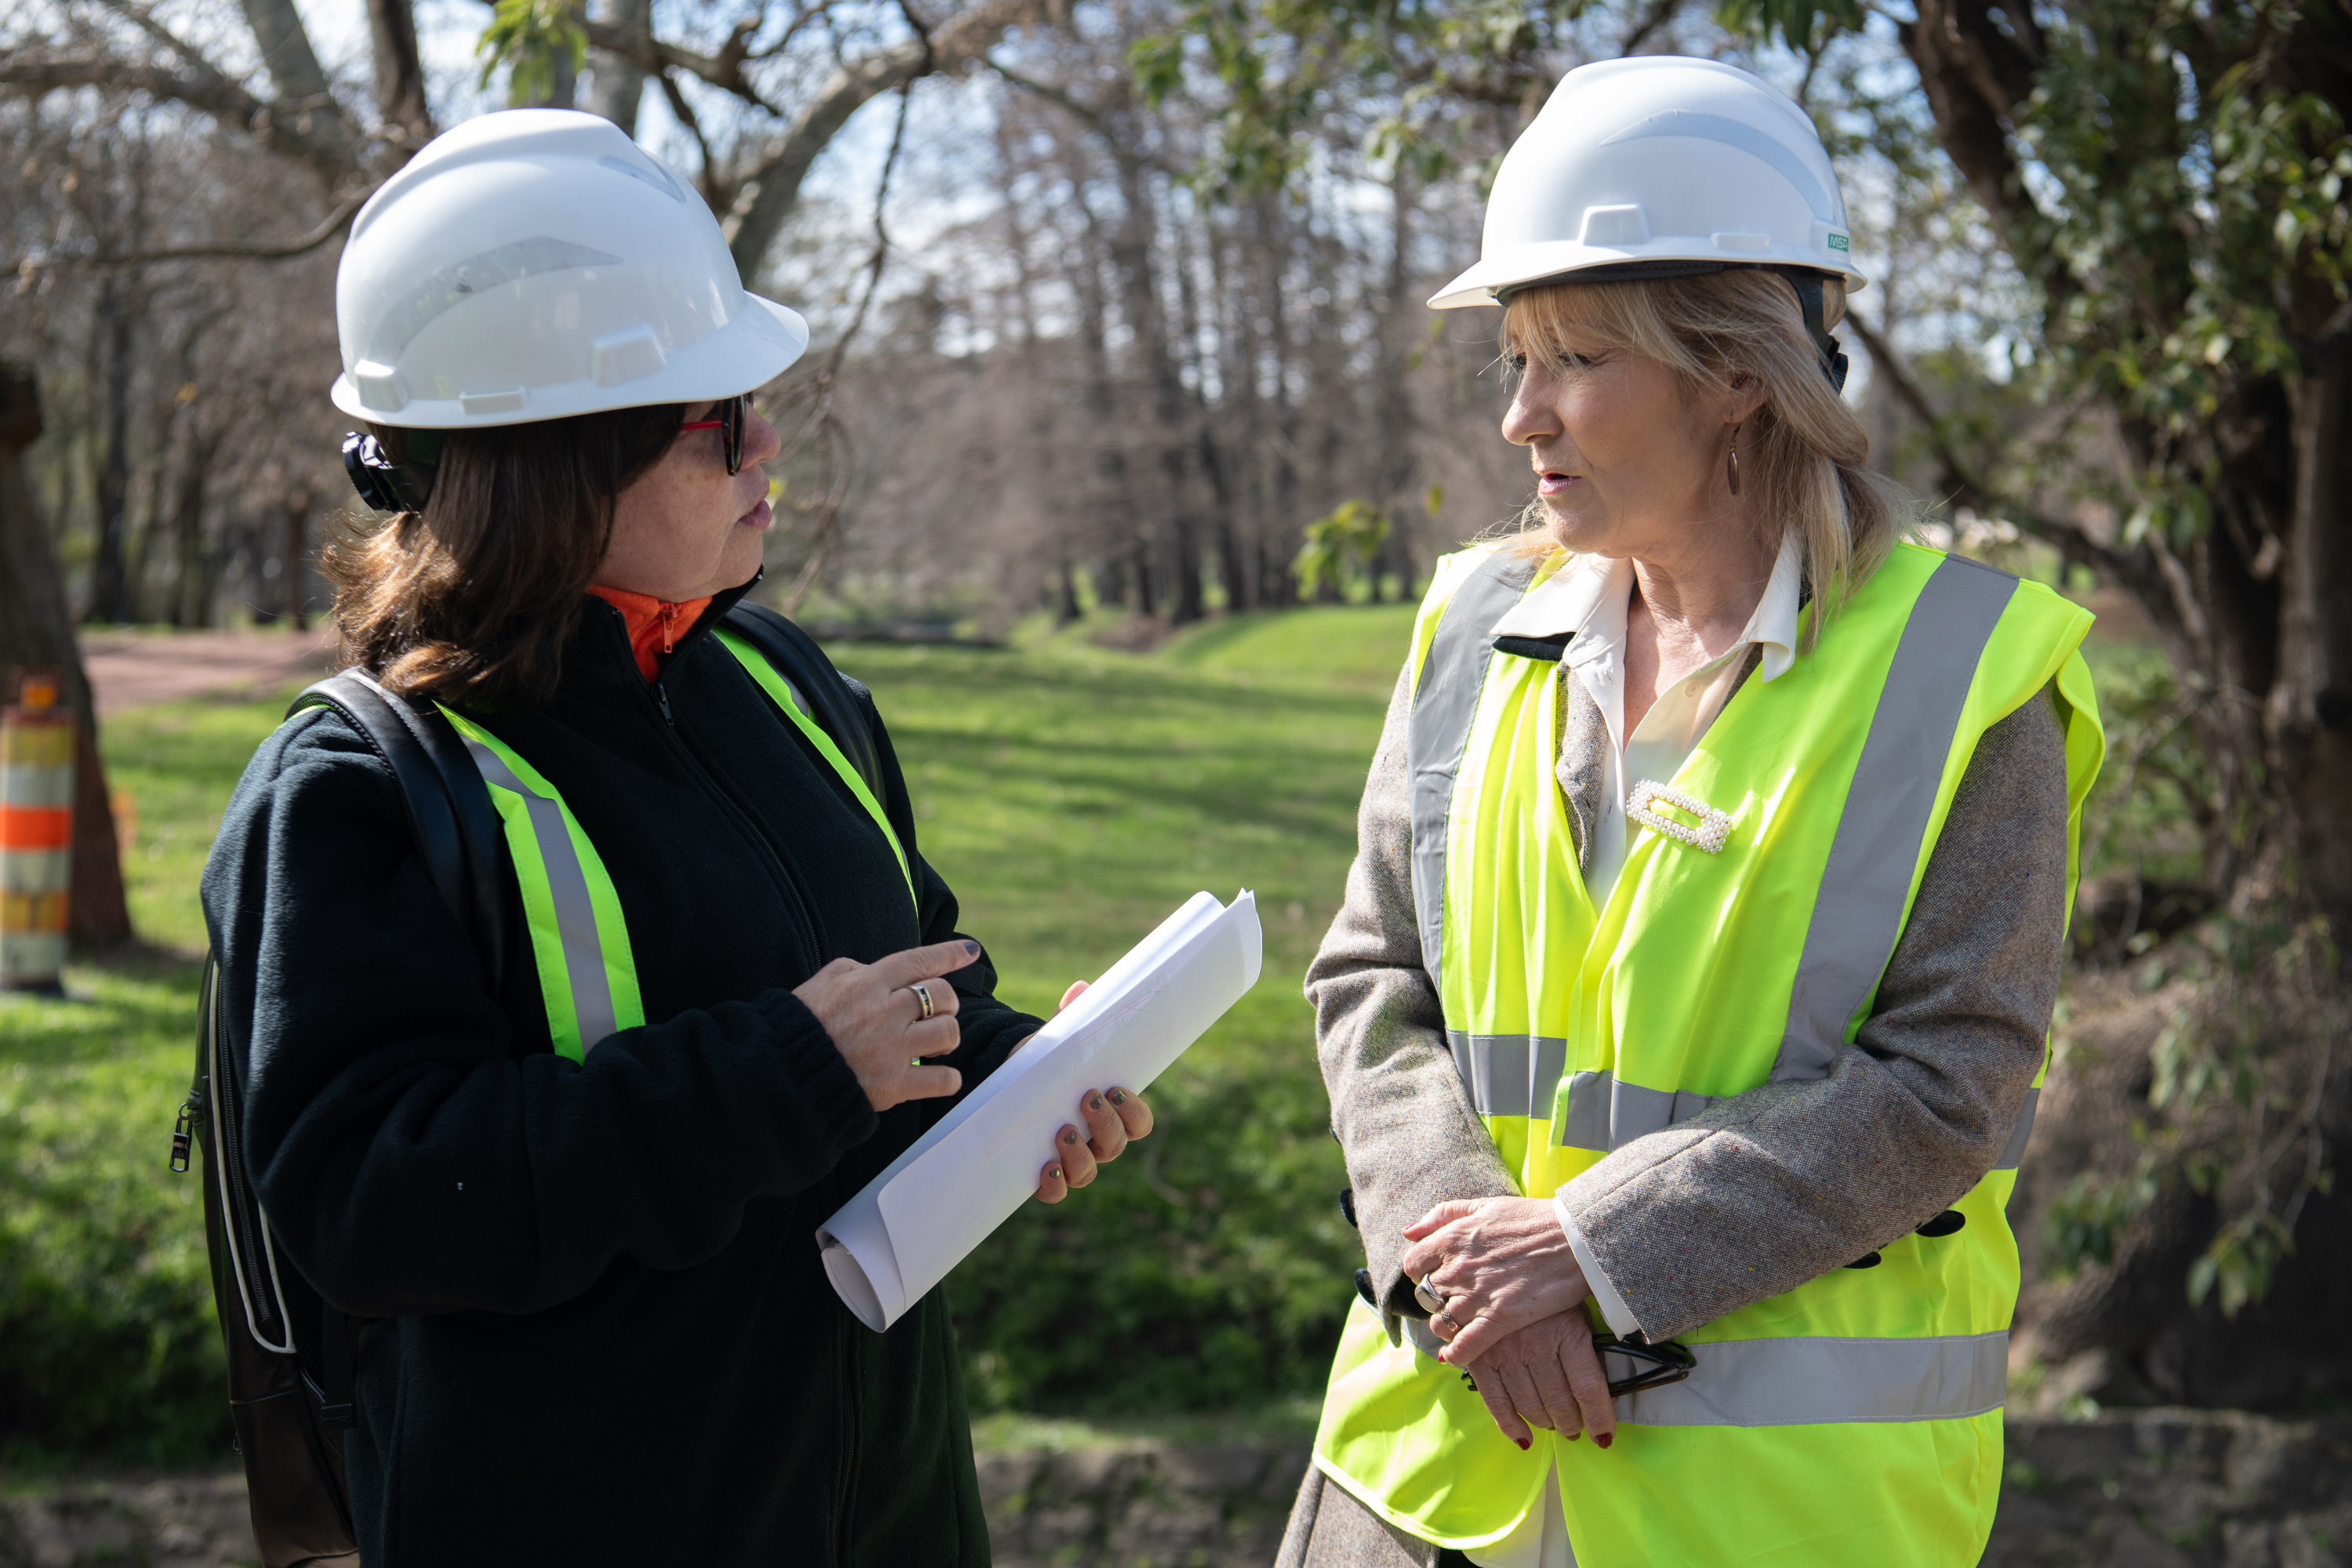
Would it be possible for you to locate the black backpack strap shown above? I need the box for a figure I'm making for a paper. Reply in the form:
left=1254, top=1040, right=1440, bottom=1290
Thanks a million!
left=720, top=601, right=887, bottom=799
left=289, top=670, right=508, bottom=996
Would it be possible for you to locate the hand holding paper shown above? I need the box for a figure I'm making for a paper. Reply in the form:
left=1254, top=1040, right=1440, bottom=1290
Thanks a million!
left=1030, top=1015, right=1159, bottom=1202
left=818, top=891, right=1263, bottom=1332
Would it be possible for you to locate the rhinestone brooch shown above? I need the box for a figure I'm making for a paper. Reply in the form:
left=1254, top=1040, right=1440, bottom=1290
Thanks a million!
left=1628, top=779, right=1733, bottom=855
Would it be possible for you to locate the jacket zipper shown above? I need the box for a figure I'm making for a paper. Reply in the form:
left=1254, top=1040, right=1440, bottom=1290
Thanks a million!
left=626, top=663, right=823, bottom=960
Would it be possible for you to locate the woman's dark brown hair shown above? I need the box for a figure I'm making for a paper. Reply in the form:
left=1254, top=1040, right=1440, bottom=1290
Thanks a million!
left=324, top=403, right=685, bottom=713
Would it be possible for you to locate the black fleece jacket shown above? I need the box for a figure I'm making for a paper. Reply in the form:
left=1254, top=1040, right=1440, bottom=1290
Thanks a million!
left=199, top=584, right=1040, bottom=1566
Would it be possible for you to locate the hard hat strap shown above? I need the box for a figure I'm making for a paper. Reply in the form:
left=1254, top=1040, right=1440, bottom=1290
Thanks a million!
left=1765, top=266, right=1851, bottom=396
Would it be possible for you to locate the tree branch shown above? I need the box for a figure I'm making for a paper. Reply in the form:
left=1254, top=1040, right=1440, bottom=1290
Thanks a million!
left=0, top=51, right=352, bottom=185
left=1897, top=0, right=2078, bottom=312
left=724, top=0, right=1037, bottom=278
left=582, top=18, right=783, bottom=114
left=1617, top=0, right=1681, bottom=55
left=1846, top=307, right=2122, bottom=577
left=9, top=181, right=380, bottom=270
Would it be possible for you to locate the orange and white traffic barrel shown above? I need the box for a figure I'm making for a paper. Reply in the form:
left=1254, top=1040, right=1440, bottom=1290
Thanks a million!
left=1, top=669, right=74, bottom=993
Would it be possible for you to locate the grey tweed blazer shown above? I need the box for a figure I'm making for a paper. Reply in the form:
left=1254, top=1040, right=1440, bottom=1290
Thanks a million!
left=1310, top=645, right=2070, bottom=1345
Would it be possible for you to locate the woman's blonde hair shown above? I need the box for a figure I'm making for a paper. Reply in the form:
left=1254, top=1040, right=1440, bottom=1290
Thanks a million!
left=1500, top=269, right=1907, bottom=649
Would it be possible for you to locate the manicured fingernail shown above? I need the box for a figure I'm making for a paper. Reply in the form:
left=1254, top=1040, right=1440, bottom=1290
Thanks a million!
left=1515, top=1436, right=1530, bottom=1450
left=1062, top=1129, right=1080, bottom=1145
left=1048, top=1166, right=1061, bottom=1181
left=1088, top=1093, right=1105, bottom=1110
left=1109, top=1090, right=1127, bottom=1105
left=1595, top=1433, right=1612, bottom=1450
left=961, top=939, right=980, bottom=956
left=1567, top=1433, right=1580, bottom=1442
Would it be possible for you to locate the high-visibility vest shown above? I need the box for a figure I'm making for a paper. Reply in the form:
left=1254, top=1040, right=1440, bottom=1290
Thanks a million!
left=1312, top=540, right=2103, bottom=1566
left=433, top=631, right=913, bottom=1061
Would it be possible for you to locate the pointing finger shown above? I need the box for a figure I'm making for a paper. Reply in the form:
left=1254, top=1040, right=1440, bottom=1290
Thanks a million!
left=872, top=939, right=982, bottom=989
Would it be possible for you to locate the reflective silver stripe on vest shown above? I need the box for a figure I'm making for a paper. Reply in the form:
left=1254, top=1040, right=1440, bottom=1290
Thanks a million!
left=1408, top=554, right=1542, bottom=986
left=1445, top=1032, right=1567, bottom=1120
left=1772, top=555, right=2019, bottom=1081
left=1994, top=1085, right=2039, bottom=1171
left=459, top=737, right=622, bottom=1054
left=1552, top=1069, right=1728, bottom=1152
left=1606, top=1330, right=2008, bottom=1428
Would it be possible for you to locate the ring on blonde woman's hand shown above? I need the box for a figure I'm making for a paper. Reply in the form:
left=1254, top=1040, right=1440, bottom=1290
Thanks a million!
left=1437, top=1309, right=1463, bottom=1332
left=910, top=981, right=935, bottom=1022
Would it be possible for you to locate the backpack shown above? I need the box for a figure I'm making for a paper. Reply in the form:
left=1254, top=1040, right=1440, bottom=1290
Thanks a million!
left=169, top=604, right=885, bottom=1567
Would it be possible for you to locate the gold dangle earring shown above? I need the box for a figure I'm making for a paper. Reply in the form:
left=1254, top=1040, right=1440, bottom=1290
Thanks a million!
left=1727, top=423, right=1742, bottom=497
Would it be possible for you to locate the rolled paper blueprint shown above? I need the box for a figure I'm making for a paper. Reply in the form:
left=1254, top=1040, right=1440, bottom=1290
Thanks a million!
left=817, top=890, right=1262, bottom=1331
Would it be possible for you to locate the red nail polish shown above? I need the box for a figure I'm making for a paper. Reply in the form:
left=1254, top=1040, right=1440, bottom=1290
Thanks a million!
left=1515, top=1437, right=1530, bottom=1450
left=1595, top=1433, right=1613, bottom=1450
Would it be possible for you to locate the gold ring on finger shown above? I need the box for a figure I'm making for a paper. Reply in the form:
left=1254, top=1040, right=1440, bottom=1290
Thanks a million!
left=1437, top=1309, right=1463, bottom=1331
left=911, top=981, right=935, bottom=1022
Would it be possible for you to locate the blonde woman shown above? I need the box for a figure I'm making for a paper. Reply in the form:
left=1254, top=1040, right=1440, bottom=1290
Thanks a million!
left=1283, top=59, right=2103, bottom=1568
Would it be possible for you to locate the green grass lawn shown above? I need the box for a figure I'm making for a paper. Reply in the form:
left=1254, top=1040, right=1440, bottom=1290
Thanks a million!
left=0, top=604, right=1415, bottom=1463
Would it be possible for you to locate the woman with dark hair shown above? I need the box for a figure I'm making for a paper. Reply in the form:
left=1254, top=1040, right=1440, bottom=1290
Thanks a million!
left=201, top=109, right=1145, bottom=1566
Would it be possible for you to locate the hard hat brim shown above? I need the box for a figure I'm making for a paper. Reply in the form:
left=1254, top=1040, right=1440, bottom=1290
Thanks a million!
left=1429, top=241, right=1868, bottom=310
left=331, top=292, right=812, bottom=430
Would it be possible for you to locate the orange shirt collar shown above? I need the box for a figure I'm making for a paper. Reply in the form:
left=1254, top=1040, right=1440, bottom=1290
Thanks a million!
left=586, top=585, right=714, bottom=684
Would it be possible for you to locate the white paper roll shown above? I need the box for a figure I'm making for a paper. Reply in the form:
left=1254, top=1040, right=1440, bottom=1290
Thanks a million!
left=817, top=891, right=1262, bottom=1330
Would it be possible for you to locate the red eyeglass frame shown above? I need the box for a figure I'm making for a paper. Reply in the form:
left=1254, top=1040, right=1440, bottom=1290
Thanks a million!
left=678, top=393, right=751, bottom=474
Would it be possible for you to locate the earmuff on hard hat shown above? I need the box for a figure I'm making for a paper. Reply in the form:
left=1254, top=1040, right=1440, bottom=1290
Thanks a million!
left=1431, top=56, right=1865, bottom=390
left=341, top=430, right=440, bottom=514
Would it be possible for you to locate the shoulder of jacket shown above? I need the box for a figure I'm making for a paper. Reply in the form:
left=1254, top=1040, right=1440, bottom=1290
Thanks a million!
left=236, top=700, right=406, bottom=811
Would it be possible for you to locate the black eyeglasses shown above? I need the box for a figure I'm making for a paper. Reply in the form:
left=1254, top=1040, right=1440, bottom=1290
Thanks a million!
left=679, top=393, right=752, bottom=475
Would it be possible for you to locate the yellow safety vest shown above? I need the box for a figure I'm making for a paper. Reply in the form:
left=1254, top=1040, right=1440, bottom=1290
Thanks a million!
left=1312, top=540, right=2103, bottom=1566
left=434, top=631, right=913, bottom=1061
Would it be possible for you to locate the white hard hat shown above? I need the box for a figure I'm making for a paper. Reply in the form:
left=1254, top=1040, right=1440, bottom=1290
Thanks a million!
left=1428, top=56, right=1867, bottom=310
left=330, top=109, right=809, bottom=430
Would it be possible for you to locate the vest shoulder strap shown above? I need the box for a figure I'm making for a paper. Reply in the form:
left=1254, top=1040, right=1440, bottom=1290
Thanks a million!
left=288, top=669, right=509, bottom=996
left=719, top=601, right=886, bottom=799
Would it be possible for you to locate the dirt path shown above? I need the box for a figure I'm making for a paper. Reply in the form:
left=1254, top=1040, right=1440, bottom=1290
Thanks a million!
left=77, top=627, right=339, bottom=716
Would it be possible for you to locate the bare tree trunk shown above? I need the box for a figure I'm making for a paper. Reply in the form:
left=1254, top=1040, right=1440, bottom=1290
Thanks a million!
left=281, top=487, right=311, bottom=630
left=585, top=0, right=652, bottom=133
left=367, top=0, right=433, bottom=141
left=0, top=365, right=132, bottom=949
left=2274, top=326, right=2352, bottom=917
left=1371, top=171, right=1419, bottom=601
left=168, top=429, right=217, bottom=628
left=89, top=284, right=137, bottom=625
